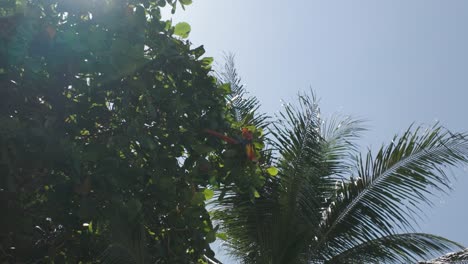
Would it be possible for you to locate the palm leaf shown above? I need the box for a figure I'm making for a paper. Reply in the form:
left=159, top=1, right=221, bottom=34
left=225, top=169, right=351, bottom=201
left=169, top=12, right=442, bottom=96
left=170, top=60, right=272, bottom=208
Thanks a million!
left=215, top=53, right=269, bottom=129
left=326, top=233, right=463, bottom=264
left=319, top=124, right=468, bottom=259
left=269, top=92, right=333, bottom=259
left=272, top=92, right=367, bottom=233
left=318, top=115, right=366, bottom=208
left=321, top=115, right=366, bottom=177
left=419, top=248, right=468, bottom=264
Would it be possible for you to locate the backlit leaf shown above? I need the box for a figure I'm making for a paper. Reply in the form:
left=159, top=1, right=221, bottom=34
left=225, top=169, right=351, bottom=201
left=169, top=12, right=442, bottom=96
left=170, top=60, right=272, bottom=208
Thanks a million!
left=174, top=22, right=191, bottom=38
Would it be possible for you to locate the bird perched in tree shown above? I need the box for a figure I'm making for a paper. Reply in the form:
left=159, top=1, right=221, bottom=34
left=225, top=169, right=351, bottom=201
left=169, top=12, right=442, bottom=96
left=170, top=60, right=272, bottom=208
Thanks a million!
left=205, top=127, right=257, bottom=162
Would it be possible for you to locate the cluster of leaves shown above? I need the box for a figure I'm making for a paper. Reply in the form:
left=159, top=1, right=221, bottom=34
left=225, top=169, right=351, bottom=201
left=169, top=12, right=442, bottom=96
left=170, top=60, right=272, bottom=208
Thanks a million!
left=0, top=1, right=267, bottom=263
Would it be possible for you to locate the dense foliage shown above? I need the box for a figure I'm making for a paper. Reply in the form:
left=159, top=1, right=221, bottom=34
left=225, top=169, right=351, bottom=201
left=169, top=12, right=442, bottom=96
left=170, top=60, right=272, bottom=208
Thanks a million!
left=213, top=59, right=468, bottom=264
left=0, top=1, right=268, bottom=263
left=2, top=1, right=467, bottom=263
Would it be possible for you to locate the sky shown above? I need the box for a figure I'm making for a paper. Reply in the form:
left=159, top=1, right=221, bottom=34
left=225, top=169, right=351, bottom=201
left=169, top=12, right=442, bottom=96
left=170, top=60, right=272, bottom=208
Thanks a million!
left=164, top=1, right=468, bottom=262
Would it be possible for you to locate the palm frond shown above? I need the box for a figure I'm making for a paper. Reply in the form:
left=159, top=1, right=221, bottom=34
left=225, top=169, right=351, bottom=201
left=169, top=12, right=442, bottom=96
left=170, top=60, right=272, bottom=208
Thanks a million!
left=215, top=53, right=269, bottom=129
left=419, top=248, right=468, bottom=264
left=270, top=92, right=327, bottom=232
left=211, top=180, right=282, bottom=263
left=321, top=115, right=366, bottom=177
left=319, top=124, right=468, bottom=258
left=318, top=115, right=366, bottom=209
left=326, top=233, right=463, bottom=264
left=271, top=92, right=365, bottom=231
left=271, top=92, right=322, bottom=163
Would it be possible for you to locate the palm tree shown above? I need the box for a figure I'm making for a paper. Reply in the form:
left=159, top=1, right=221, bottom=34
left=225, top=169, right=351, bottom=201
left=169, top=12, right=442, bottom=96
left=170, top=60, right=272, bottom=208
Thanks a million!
left=212, top=56, right=468, bottom=263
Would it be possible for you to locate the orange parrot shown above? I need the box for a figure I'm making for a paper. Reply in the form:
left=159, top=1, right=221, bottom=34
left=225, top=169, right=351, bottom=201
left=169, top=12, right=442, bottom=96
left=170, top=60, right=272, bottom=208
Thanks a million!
left=205, top=128, right=257, bottom=161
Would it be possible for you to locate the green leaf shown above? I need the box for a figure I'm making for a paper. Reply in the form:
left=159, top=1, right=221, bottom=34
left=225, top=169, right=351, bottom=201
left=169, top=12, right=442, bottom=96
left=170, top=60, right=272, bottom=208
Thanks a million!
left=216, top=232, right=228, bottom=241
left=203, top=189, right=214, bottom=200
left=190, top=45, right=206, bottom=59
left=266, top=166, right=278, bottom=176
left=201, top=57, right=214, bottom=68
left=219, top=83, right=231, bottom=94
left=174, top=22, right=191, bottom=38
left=180, top=0, right=193, bottom=5
left=80, top=129, right=90, bottom=136
left=157, top=0, right=166, bottom=7
left=164, top=20, right=172, bottom=31
left=253, top=190, right=260, bottom=198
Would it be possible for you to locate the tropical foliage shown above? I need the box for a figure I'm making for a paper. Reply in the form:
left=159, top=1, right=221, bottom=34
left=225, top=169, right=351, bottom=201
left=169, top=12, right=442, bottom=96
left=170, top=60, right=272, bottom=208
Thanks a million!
left=2, top=0, right=467, bottom=263
left=213, top=58, right=468, bottom=264
left=0, top=1, right=266, bottom=263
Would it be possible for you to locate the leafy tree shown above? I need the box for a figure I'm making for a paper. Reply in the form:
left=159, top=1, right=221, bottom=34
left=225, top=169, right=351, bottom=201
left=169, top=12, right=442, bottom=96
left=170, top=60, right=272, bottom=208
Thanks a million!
left=213, top=59, right=468, bottom=263
left=0, top=1, right=266, bottom=263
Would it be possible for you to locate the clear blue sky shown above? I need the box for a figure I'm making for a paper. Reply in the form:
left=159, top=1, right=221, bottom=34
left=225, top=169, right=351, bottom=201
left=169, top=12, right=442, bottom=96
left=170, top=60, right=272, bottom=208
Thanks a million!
left=165, top=1, right=468, bottom=262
